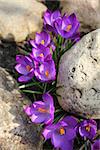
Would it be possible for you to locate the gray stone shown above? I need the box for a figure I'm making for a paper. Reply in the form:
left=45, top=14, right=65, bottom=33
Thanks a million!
left=0, top=67, right=43, bottom=150
left=0, top=0, right=47, bottom=42
left=57, top=29, right=100, bottom=119
left=60, top=0, right=100, bottom=33
left=0, top=41, right=16, bottom=72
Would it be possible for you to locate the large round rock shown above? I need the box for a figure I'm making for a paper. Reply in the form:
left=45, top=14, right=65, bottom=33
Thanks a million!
left=57, top=29, right=100, bottom=119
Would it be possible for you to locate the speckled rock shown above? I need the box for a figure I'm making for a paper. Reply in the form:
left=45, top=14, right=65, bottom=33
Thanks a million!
left=57, top=29, right=100, bottom=119
left=0, top=67, right=43, bottom=150
left=0, top=0, right=46, bottom=42
left=60, top=0, right=100, bottom=33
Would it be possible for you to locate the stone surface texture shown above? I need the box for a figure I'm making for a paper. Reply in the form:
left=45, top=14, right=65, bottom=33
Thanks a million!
left=0, top=67, right=42, bottom=150
left=0, top=41, right=16, bottom=72
left=57, top=29, right=100, bottom=119
left=60, top=0, right=100, bottom=33
left=0, top=0, right=47, bottom=42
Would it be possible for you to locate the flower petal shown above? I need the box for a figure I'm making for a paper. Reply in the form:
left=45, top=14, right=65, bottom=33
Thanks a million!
left=31, top=113, right=49, bottom=124
left=63, top=116, right=78, bottom=128
left=18, top=75, right=32, bottom=82
left=44, top=10, right=52, bottom=25
left=15, top=64, right=28, bottom=75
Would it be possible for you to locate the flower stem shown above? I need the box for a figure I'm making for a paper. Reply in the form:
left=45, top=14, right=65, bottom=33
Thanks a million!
left=84, top=137, right=88, bottom=150
left=43, top=83, right=47, bottom=93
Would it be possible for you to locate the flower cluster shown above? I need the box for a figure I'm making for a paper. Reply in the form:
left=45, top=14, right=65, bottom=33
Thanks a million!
left=44, top=10, right=80, bottom=41
left=15, top=31, right=56, bottom=82
left=15, top=9, right=99, bottom=150
left=25, top=92, right=97, bottom=150
left=15, top=10, right=80, bottom=82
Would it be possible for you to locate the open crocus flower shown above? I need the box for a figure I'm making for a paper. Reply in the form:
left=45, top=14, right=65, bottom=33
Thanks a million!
left=34, top=60, right=56, bottom=82
left=15, top=55, right=34, bottom=82
left=78, top=119, right=97, bottom=140
left=43, top=116, right=78, bottom=150
left=30, top=31, right=51, bottom=48
left=24, top=93, right=55, bottom=125
left=91, top=139, right=100, bottom=150
left=43, top=9, right=61, bottom=33
left=55, top=13, right=80, bottom=39
left=31, top=45, right=52, bottom=63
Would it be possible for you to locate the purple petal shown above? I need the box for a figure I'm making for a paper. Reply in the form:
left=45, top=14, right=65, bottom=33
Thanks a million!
left=65, top=127, right=76, bottom=140
left=63, top=116, right=78, bottom=128
left=42, top=127, right=53, bottom=140
left=51, top=130, right=65, bottom=148
left=51, top=10, right=61, bottom=23
left=33, top=101, right=45, bottom=107
left=91, top=139, right=100, bottom=150
left=30, top=40, right=37, bottom=48
left=18, top=75, right=32, bottom=82
left=71, top=32, right=80, bottom=42
left=42, top=124, right=57, bottom=140
left=41, top=31, right=51, bottom=47
left=61, top=140, right=74, bottom=150
left=42, top=93, right=54, bottom=124
left=24, top=56, right=33, bottom=64
left=15, top=64, right=28, bottom=75
left=42, top=93, right=53, bottom=106
left=44, top=10, right=52, bottom=26
left=35, top=33, right=42, bottom=44
left=24, top=105, right=34, bottom=116
left=16, top=55, right=27, bottom=65
left=28, top=69, right=34, bottom=78
left=31, top=113, right=49, bottom=124
left=50, top=42, right=56, bottom=51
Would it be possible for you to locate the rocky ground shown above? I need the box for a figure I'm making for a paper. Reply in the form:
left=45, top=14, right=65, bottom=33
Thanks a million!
left=0, top=0, right=100, bottom=150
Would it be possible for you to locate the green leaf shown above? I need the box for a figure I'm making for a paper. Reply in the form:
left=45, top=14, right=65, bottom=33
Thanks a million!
left=21, top=90, right=42, bottom=94
left=19, top=82, right=43, bottom=90
left=43, top=83, right=48, bottom=93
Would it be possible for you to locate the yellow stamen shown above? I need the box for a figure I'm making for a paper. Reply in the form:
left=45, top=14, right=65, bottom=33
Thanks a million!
left=26, top=65, right=31, bottom=71
left=39, top=53, right=44, bottom=57
left=45, top=70, right=49, bottom=77
left=85, top=125, right=91, bottom=132
left=66, top=24, right=72, bottom=32
left=59, top=127, right=65, bottom=135
left=38, top=108, right=48, bottom=113
left=41, top=40, right=45, bottom=45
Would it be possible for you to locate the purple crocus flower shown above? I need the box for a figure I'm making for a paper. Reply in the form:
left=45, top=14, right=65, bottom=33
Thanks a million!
left=30, top=31, right=55, bottom=52
left=24, top=93, right=55, bottom=125
left=30, top=31, right=50, bottom=48
left=31, top=45, right=52, bottom=63
left=78, top=119, right=97, bottom=140
left=15, top=55, right=34, bottom=82
left=55, top=13, right=80, bottom=39
left=43, top=116, right=78, bottom=150
left=43, top=9, right=61, bottom=33
left=91, top=139, right=100, bottom=150
left=34, top=60, right=56, bottom=82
